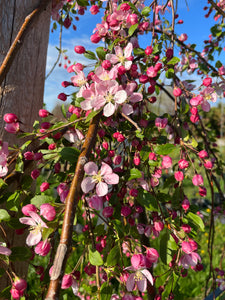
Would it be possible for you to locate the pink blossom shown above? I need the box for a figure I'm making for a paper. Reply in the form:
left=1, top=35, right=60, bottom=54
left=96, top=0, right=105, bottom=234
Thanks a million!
left=198, top=150, right=208, bottom=158
left=126, top=254, right=153, bottom=292
left=122, top=82, right=143, bottom=116
left=178, top=33, right=188, bottom=41
left=57, top=183, right=69, bottom=203
left=90, top=5, right=99, bottom=14
left=200, top=87, right=217, bottom=112
left=146, top=66, right=157, bottom=78
left=24, top=151, right=34, bottom=160
left=106, top=43, right=133, bottom=70
left=35, top=240, right=51, bottom=256
left=146, top=248, right=159, bottom=263
left=182, top=198, right=190, bottom=212
left=81, top=162, right=119, bottom=197
left=31, top=169, right=40, bottom=180
left=0, top=142, right=8, bottom=177
left=19, top=211, right=48, bottom=246
left=192, top=174, right=204, bottom=186
left=173, top=87, right=182, bottom=97
left=179, top=252, right=201, bottom=269
left=40, top=203, right=56, bottom=221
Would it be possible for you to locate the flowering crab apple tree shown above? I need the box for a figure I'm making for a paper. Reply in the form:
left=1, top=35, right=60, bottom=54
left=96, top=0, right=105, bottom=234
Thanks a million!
left=1, top=0, right=225, bottom=299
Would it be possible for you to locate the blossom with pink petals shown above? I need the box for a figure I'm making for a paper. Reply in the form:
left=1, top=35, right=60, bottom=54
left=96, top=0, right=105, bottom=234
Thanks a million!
left=81, top=162, right=119, bottom=197
left=19, top=211, right=48, bottom=246
left=106, top=43, right=133, bottom=70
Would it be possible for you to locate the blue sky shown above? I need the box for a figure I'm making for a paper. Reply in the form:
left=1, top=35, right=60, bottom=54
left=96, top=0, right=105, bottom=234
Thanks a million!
left=44, top=0, right=221, bottom=112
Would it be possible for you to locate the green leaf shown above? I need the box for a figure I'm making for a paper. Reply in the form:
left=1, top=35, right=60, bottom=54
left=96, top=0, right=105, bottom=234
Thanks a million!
left=0, top=179, right=7, bottom=190
left=42, top=227, right=54, bottom=241
left=154, top=144, right=176, bottom=155
left=128, top=24, right=138, bottom=36
left=141, top=6, right=151, bottom=16
left=128, top=168, right=142, bottom=180
left=61, top=104, right=67, bottom=118
left=167, top=57, right=180, bottom=65
left=76, top=0, right=89, bottom=7
left=160, top=231, right=169, bottom=264
left=106, top=245, right=120, bottom=266
left=9, top=247, right=32, bottom=261
left=60, top=147, right=80, bottom=163
left=140, top=146, right=151, bottom=161
left=137, top=190, right=158, bottom=211
left=100, top=282, right=113, bottom=300
left=85, top=110, right=101, bottom=123
left=133, top=48, right=145, bottom=56
left=96, top=47, right=106, bottom=60
left=20, top=140, right=32, bottom=151
left=31, top=195, right=54, bottom=208
left=6, top=192, right=21, bottom=212
left=0, top=209, right=10, bottom=221
left=84, top=50, right=97, bottom=60
left=89, top=248, right=103, bottom=266
left=187, top=212, right=205, bottom=232
left=15, top=153, right=24, bottom=173
left=165, top=68, right=174, bottom=79
left=216, top=60, right=222, bottom=68
left=191, top=138, right=198, bottom=148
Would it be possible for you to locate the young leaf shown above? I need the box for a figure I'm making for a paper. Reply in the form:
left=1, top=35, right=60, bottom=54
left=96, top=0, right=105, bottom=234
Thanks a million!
left=89, top=248, right=103, bottom=266
left=84, top=50, right=97, bottom=60
left=187, top=212, right=205, bottom=232
left=154, top=144, right=176, bottom=155
left=128, top=168, right=142, bottom=180
left=128, top=24, right=138, bottom=36
left=106, top=245, right=120, bottom=266
left=0, top=209, right=10, bottom=221
left=96, top=47, right=106, bottom=60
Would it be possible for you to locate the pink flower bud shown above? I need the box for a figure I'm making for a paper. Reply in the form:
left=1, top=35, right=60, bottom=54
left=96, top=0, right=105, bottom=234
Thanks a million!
left=162, top=156, right=172, bottom=168
left=181, top=241, right=193, bottom=254
left=190, top=114, right=200, bottom=123
left=192, top=174, right=204, bottom=186
left=5, top=122, right=20, bottom=134
left=148, top=85, right=155, bottom=94
left=35, top=240, right=51, bottom=256
left=139, top=75, right=149, bottom=83
left=40, top=182, right=50, bottom=192
left=198, top=150, right=208, bottom=158
left=203, top=77, right=212, bottom=87
left=48, top=143, right=56, bottom=150
left=121, top=206, right=132, bottom=217
left=90, top=32, right=101, bottom=43
left=120, top=3, right=130, bottom=10
left=22, top=204, right=37, bottom=216
left=39, top=109, right=50, bottom=118
left=90, top=5, right=99, bottom=15
left=181, top=224, right=191, bottom=233
left=149, top=152, right=157, bottom=160
left=166, top=48, right=173, bottom=59
left=4, top=113, right=18, bottom=123
left=34, top=152, right=43, bottom=161
left=204, top=160, right=213, bottom=169
left=113, top=155, right=122, bottom=165
left=57, top=93, right=67, bottom=101
left=173, top=87, right=182, bottom=97
left=179, top=33, right=188, bottom=42
left=146, top=248, right=159, bottom=264
left=41, top=122, right=51, bottom=129
left=131, top=254, right=146, bottom=269
left=129, top=188, right=138, bottom=197
left=62, top=80, right=72, bottom=87
left=61, top=274, right=73, bottom=289
left=182, top=198, right=190, bottom=212
left=88, top=195, right=103, bottom=210
left=102, top=206, right=114, bottom=218
left=150, top=177, right=159, bottom=187
left=154, top=220, right=164, bottom=232
left=199, top=186, right=207, bottom=197
left=101, top=60, right=111, bottom=69
left=145, top=46, right=153, bottom=55
left=133, top=156, right=140, bottom=166
left=24, top=151, right=34, bottom=160
left=40, top=203, right=56, bottom=221
left=118, top=65, right=127, bottom=75
left=174, top=171, right=184, bottom=181
left=74, top=45, right=86, bottom=54
left=31, top=169, right=40, bottom=180
left=13, top=278, right=27, bottom=292
left=178, top=159, right=189, bottom=169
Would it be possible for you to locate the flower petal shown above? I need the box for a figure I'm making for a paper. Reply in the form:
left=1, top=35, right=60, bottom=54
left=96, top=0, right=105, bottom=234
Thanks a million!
left=104, top=173, right=119, bottom=185
left=84, top=162, right=98, bottom=175
left=103, top=102, right=115, bottom=117
left=126, top=273, right=135, bottom=292
left=81, top=177, right=96, bottom=194
left=114, top=90, right=127, bottom=104
left=136, top=277, right=147, bottom=292
left=100, top=162, right=113, bottom=176
left=96, top=181, right=108, bottom=196
left=26, top=231, right=42, bottom=247
left=141, top=269, right=154, bottom=285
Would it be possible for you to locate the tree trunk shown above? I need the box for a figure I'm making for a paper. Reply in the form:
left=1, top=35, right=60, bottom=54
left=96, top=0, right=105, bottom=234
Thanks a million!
left=0, top=0, right=51, bottom=292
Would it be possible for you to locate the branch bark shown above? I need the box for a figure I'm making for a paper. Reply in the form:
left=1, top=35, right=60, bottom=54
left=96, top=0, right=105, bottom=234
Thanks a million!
left=0, top=0, right=51, bottom=85
left=45, top=113, right=102, bottom=300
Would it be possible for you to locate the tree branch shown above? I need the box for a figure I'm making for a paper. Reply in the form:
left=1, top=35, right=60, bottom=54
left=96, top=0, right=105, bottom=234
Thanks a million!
left=45, top=112, right=102, bottom=300
left=208, top=0, right=225, bottom=19
left=0, top=0, right=52, bottom=85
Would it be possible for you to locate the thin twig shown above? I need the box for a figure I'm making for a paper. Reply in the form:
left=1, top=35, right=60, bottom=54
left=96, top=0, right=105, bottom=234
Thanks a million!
left=0, top=0, right=51, bottom=85
left=208, top=0, right=225, bottom=19
left=45, top=112, right=102, bottom=300
left=120, top=112, right=141, bottom=131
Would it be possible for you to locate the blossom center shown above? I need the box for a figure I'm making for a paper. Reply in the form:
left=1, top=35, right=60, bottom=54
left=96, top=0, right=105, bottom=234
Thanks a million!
left=93, top=172, right=102, bottom=183
left=134, top=270, right=144, bottom=281
left=106, top=93, right=114, bottom=103
left=30, top=223, right=42, bottom=235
